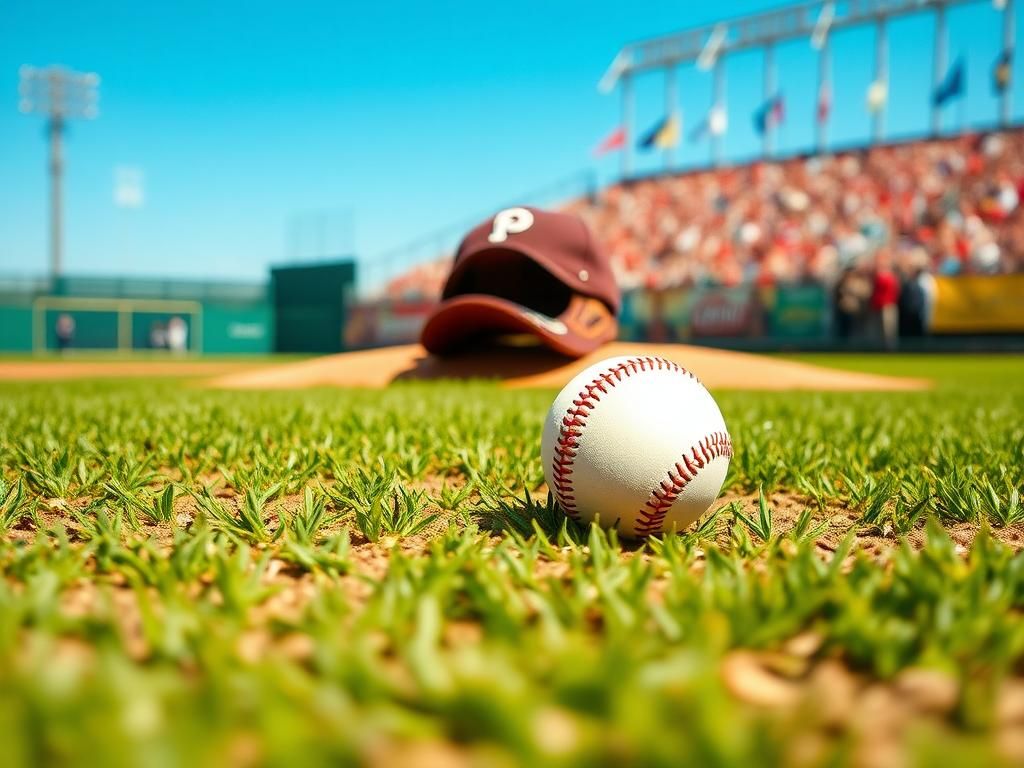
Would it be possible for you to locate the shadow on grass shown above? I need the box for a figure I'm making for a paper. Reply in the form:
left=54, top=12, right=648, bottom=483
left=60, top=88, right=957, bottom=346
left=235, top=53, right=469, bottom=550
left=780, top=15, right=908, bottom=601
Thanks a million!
left=474, top=486, right=589, bottom=545
left=473, top=485, right=724, bottom=554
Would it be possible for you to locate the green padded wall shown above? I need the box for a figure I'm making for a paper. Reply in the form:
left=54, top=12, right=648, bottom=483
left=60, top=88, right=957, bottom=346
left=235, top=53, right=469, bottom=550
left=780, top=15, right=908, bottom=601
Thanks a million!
left=0, top=306, right=32, bottom=352
left=1, top=274, right=274, bottom=354
left=43, top=308, right=119, bottom=350
left=271, top=261, right=356, bottom=353
left=202, top=303, right=273, bottom=354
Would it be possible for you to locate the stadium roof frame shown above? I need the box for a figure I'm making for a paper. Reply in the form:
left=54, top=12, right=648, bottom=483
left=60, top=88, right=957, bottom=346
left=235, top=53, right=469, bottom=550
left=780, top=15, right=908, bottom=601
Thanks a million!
left=599, top=0, right=980, bottom=89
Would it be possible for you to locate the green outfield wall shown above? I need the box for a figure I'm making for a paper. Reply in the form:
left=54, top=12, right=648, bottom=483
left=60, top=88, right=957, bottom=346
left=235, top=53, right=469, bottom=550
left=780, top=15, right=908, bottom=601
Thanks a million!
left=0, top=304, right=33, bottom=352
left=0, top=275, right=273, bottom=354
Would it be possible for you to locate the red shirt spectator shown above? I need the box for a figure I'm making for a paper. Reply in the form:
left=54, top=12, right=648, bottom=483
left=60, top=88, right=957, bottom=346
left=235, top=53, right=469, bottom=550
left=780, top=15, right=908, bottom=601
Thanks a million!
left=871, top=269, right=900, bottom=310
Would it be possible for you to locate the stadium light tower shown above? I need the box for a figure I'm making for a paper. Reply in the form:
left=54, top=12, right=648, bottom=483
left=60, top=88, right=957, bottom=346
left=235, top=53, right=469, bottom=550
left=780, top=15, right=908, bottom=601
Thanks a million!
left=19, top=65, right=100, bottom=280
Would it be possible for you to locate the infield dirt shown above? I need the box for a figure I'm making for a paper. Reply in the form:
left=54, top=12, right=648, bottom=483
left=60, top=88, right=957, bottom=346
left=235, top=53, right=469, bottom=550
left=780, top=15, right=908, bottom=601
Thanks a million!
left=0, top=359, right=267, bottom=381
left=207, top=342, right=932, bottom=391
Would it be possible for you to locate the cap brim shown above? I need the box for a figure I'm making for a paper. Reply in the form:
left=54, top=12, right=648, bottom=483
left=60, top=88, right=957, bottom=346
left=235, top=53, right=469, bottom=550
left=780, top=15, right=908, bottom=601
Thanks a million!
left=421, top=293, right=616, bottom=359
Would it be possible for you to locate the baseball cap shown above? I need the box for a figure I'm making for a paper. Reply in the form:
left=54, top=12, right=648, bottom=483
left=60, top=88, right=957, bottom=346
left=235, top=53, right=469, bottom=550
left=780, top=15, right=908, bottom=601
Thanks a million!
left=420, top=206, right=620, bottom=358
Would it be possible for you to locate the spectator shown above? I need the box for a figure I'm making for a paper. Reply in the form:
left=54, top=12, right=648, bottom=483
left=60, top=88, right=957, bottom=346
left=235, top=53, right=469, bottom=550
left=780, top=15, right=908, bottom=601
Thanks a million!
left=898, top=265, right=927, bottom=337
left=149, top=321, right=167, bottom=349
left=55, top=313, right=75, bottom=353
left=916, top=253, right=938, bottom=333
left=833, top=265, right=872, bottom=340
left=871, top=250, right=901, bottom=348
left=167, top=316, right=188, bottom=354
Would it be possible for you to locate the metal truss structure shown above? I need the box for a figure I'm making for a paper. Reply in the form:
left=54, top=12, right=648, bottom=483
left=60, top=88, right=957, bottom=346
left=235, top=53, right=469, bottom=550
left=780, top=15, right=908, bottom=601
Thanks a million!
left=599, top=0, right=1014, bottom=176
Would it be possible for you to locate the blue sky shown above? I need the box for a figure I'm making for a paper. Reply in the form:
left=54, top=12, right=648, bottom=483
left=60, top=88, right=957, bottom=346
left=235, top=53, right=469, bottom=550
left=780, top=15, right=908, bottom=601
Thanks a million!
left=1, top=0, right=1020, bottom=285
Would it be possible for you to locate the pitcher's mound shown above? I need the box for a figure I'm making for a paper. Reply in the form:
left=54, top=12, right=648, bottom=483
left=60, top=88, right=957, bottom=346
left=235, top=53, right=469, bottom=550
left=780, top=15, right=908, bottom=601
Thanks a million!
left=208, top=343, right=930, bottom=392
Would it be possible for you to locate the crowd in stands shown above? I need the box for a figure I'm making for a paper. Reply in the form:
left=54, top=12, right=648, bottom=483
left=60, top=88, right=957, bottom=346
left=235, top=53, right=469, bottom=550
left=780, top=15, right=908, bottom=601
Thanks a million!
left=566, top=130, right=1023, bottom=291
left=383, top=130, right=1024, bottom=338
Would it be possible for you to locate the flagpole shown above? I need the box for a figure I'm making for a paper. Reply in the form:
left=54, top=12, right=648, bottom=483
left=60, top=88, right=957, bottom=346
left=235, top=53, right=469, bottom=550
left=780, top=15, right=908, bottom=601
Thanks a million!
left=816, top=34, right=830, bottom=154
left=621, top=73, right=634, bottom=179
left=932, top=3, right=947, bottom=136
left=959, top=60, right=967, bottom=134
left=1002, top=0, right=1015, bottom=127
left=664, top=66, right=677, bottom=171
left=712, top=58, right=725, bottom=167
left=763, top=43, right=775, bottom=158
left=873, top=18, right=888, bottom=144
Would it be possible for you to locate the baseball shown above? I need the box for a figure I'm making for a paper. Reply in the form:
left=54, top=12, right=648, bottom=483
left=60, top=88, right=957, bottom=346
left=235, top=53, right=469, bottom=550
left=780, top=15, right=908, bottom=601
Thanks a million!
left=542, top=355, right=732, bottom=538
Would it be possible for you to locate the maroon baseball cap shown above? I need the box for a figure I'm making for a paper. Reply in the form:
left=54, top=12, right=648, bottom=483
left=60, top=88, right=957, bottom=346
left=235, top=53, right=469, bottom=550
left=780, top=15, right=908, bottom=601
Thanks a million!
left=420, top=206, right=620, bottom=358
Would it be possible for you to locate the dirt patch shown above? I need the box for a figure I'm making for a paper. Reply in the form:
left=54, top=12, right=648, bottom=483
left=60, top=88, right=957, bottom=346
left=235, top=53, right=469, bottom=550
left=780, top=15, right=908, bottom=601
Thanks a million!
left=714, top=490, right=1024, bottom=555
left=722, top=648, right=1024, bottom=767
left=207, top=342, right=931, bottom=392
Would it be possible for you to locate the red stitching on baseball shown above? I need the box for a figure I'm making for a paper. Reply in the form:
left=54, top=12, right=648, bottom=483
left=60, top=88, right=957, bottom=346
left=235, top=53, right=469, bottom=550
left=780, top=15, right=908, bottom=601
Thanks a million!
left=550, top=357, right=697, bottom=520
left=633, top=432, right=733, bottom=537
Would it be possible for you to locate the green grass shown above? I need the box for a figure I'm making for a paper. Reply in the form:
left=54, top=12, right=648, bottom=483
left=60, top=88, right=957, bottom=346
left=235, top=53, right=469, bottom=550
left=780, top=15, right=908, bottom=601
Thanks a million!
left=782, top=352, right=1024, bottom=389
left=0, top=354, right=1023, bottom=767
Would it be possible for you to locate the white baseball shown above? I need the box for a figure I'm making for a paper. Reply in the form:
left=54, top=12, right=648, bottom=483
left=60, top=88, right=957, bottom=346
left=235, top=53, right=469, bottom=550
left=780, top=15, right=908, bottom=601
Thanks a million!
left=541, top=355, right=732, bottom=538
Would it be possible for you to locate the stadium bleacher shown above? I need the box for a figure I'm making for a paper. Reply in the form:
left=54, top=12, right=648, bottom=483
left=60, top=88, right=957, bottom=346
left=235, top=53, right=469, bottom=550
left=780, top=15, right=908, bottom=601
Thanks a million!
left=385, top=129, right=1024, bottom=303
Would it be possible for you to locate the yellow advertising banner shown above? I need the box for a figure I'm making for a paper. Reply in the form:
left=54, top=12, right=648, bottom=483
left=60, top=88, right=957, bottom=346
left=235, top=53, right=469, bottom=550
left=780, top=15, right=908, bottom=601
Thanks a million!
left=932, top=274, right=1024, bottom=333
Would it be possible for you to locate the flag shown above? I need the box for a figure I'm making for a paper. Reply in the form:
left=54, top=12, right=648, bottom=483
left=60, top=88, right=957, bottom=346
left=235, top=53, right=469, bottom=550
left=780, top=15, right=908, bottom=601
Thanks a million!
left=708, top=105, right=728, bottom=136
left=753, top=93, right=784, bottom=135
left=638, top=112, right=681, bottom=151
left=994, top=48, right=1012, bottom=94
left=866, top=80, right=888, bottom=113
left=690, top=106, right=727, bottom=143
left=934, top=58, right=965, bottom=107
left=593, top=126, right=626, bottom=156
left=817, top=82, right=831, bottom=124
